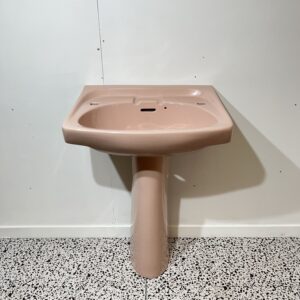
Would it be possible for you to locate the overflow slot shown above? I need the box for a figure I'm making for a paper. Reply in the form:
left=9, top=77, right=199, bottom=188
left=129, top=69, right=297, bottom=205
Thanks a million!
left=140, top=108, right=156, bottom=112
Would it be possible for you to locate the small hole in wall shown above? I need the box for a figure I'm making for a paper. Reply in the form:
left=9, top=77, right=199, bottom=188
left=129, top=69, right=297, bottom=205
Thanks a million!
left=164, top=106, right=167, bottom=109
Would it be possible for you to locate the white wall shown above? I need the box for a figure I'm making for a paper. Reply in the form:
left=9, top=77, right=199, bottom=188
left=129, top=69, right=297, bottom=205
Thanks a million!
left=0, top=0, right=300, bottom=237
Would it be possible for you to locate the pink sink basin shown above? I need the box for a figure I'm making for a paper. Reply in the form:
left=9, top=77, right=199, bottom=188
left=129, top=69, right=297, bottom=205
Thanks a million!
left=62, top=85, right=233, bottom=279
left=63, top=85, right=232, bottom=155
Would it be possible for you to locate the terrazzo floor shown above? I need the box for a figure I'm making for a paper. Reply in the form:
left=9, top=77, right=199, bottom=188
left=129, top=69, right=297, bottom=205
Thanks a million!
left=0, top=238, right=299, bottom=299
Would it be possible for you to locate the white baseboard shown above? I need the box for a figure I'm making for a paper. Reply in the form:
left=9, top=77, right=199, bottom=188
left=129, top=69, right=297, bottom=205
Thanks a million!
left=0, top=225, right=131, bottom=238
left=168, top=224, right=300, bottom=237
left=0, top=224, right=300, bottom=238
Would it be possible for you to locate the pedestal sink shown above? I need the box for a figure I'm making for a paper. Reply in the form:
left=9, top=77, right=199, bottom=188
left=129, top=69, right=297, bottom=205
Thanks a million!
left=62, top=85, right=233, bottom=278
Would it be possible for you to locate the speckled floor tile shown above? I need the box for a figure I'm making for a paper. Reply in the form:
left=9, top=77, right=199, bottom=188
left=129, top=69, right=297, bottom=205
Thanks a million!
left=1, top=238, right=300, bottom=300
left=0, top=238, right=145, bottom=300
left=147, top=238, right=300, bottom=300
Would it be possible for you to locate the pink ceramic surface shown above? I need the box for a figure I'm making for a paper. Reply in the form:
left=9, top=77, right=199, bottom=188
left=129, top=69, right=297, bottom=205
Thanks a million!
left=131, top=156, right=169, bottom=278
left=62, top=85, right=233, bottom=278
left=63, top=85, right=233, bottom=155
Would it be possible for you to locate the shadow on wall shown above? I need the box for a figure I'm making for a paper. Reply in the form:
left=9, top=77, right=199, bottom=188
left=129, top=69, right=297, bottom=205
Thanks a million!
left=169, top=117, right=265, bottom=197
left=169, top=92, right=300, bottom=228
left=90, top=149, right=132, bottom=191
left=89, top=92, right=300, bottom=229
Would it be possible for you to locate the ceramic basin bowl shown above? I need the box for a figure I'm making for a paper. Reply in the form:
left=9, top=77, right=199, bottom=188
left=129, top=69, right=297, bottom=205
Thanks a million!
left=63, top=85, right=233, bottom=155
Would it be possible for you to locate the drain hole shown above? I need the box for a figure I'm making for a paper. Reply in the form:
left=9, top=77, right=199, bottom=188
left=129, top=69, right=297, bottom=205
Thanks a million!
left=140, top=108, right=156, bottom=112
